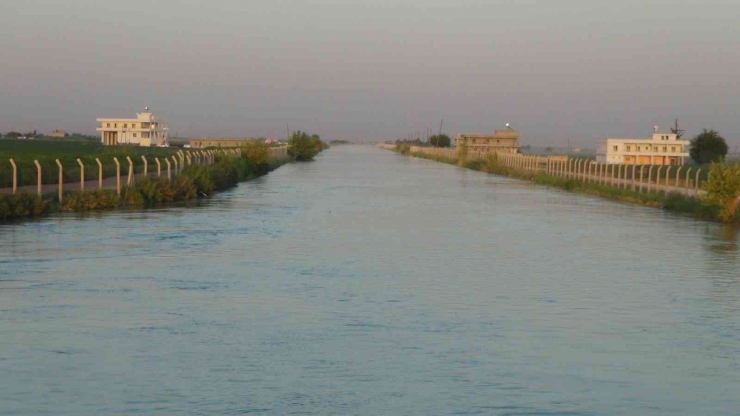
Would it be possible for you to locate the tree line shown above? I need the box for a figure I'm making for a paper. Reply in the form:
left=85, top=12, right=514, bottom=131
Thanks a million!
left=287, top=131, right=327, bottom=161
left=395, top=134, right=451, bottom=148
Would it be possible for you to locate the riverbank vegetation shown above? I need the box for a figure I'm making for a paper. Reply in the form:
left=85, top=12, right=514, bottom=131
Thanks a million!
left=0, top=141, right=290, bottom=221
left=393, top=145, right=739, bottom=224
left=288, top=131, right=327, bottom=161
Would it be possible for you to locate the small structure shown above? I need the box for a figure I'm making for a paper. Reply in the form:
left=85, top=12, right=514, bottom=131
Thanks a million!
left=96, top=107, right=169, bottom=147
left=50, top=129, right=66, bottom=138
left=454, top=129, right=521, bottom=153
left=596, top=127, right=690, bottom=165
left=189, top=138, right=251, bottom=148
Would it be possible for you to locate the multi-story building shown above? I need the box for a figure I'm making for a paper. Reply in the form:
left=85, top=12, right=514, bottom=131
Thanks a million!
left=596, top=128, right=690, bottom=165
left=50, top=129, right=66, bottom=138
left=96, top=108, right=169, bottom=146
left=454, top=129, right=521, bottom=153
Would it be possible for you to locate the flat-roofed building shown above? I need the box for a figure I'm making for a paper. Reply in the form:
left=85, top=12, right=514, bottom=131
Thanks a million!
left=596, top=128, right=690, bottom=165
left=96, top=108, right=169, bottom=147
left=189, top=138, right=252, bottom=148
left=50, top=129, right=66, bottom=138
left=454, top=129, right=521, bottom=153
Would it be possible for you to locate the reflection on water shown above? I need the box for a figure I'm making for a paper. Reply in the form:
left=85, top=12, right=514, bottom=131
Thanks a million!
left=1, top=146, right=739, bottom=415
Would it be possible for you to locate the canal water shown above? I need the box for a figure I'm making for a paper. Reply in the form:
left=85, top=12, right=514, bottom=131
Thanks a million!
left=1, top=146, right=739, bottom=415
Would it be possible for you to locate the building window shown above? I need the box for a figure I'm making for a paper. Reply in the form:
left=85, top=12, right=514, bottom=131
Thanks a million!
left=123, top=124, right=127, bottom=128
left=613, top=145, right=618, bottom=151
left=131, top=124, right=136, bottom=128
left=625, top=145, right=631, bottom=151
left=133, top=133, right=137, bottom=138
left=662, top=146, right=667, bottom=152
left=114, top=124, right=117, bottom=128
left=106, top=123, right=110, bottom=128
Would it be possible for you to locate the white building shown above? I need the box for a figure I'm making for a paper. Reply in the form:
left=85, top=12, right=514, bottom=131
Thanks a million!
left=96, top=108, right=169, bottom=146
left=596, top=128, right=690, bottom=165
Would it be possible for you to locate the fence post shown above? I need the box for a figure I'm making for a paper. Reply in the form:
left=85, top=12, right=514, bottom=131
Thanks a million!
left=55, top=159, right=63, bottom=202
left=568, top=159, right=573, bottom=179
left=126, top=156, right=134, bottom=186
left=656, top=166, right=664, bottom=194
left=9, top=159, right=17, bottom=195
left=674, top=166, right=683, bottom=193
left=695, top=169, right=701, bottom=192
left=186, top=153, right=192, bottom=166
left=113, top=158, right=121, bottom=195
left=610, top=164, right=615, bottom=187
left=95, top=158, right=103, bottom=190
left=155, top=158, right=161, bottom=177
left=574, top=160, right=579, bottom=180
left=77, top=158, right=84, bottom=191
left=623, top=164, right=629, bottom=189
left=647, top=165, right=654, bottom=193
left=602, top=163, right=607, bottom=185
left=590, top=162, right=595, bottom=183
left=172, top=156, right=179, bottom=176
left=638, top=165, right=644, bottom=192
left=141, top=155, right=148, bottom=178
left=165, top=158, right=171, bottom=180
left=631, top=165, right=637, bottom=191
left=685, top=167, right=692, bottom=194
left=34, top=160, right=42, bottom=196
left=664, top=166, right=672, bottom=190
left=581, top=160, right=587, bottom=181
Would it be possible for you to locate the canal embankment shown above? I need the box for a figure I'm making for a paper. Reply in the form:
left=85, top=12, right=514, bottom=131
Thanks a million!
left=381, top=144, right=740, bottom=224
left=0, top=144, right=295, bottom=220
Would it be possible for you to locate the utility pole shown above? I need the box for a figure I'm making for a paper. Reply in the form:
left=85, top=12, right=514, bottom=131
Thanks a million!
left=438, top=119, right=443, bottom=135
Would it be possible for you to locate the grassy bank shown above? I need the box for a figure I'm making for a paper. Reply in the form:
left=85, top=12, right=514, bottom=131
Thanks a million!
left=0, top=146, right=287, bottom=221
left=398, top=148, right=733, bottom=223
left=0, top=140, right=178, bottom=188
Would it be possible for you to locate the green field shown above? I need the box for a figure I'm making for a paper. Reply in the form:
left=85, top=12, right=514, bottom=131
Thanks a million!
left=0, top=140, right=179, bottom=188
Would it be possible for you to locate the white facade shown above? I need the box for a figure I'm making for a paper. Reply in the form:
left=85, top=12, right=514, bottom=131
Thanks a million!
left=96, top=108, right=169, bottom=146
left=595, top=131, right=689, bottom=165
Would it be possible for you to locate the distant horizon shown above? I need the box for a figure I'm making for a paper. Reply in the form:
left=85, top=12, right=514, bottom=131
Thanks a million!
left=1, top=1, right=738, bottom=148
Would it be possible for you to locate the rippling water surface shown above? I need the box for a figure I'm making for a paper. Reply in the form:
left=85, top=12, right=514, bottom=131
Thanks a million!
left=1, top=146, right=739, bottom=415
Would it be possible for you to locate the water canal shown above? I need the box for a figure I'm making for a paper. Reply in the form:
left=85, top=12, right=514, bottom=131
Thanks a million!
left=1, top=146, right=739, bottom=415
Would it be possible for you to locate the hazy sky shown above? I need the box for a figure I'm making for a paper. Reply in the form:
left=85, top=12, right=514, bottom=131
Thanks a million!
left=1, top=0, right=738, bottom=147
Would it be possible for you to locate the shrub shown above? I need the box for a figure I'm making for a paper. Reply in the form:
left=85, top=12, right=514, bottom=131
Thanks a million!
left=395, top=143, right=411, bottom=155
left=288, top=131, right=320, bottom=161
left=59, top=190, right=120, bottom=211
left=456, top=142, right=468, bottom=167
left=700, top=160, right=740, bottom=222
left=0, top=193, right=52, bottom=218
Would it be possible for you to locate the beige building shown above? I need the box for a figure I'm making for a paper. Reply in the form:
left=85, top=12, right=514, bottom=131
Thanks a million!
left=190, top=138, right=252, bottom=148
left=596, top=128, right=690, bottom=165
left=96, top=108, right=169, bottom=146
left=455, top=129, right=521, bottom=153
left=50, top=129, right=66, bottom=138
